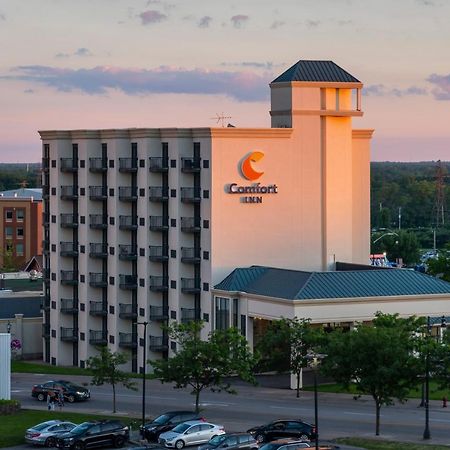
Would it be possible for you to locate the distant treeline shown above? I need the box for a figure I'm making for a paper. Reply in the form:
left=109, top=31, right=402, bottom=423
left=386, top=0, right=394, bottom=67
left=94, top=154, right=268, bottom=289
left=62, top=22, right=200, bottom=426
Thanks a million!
left=0, top=163, right=41, bottom=191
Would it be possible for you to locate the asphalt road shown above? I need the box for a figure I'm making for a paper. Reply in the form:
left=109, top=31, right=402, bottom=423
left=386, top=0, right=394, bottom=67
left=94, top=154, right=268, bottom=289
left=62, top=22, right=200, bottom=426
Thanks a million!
left=11, top=373, right=450, bottom=446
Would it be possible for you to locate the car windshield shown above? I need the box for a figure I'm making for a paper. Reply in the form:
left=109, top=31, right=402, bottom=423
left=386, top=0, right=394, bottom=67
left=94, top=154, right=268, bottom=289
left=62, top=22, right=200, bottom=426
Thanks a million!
left=172, top=423, right=191, bottom=433
left=33, top=422, right=55, bottom=431
left=153, top=414, right=171, bottom=425
left=70, top=423, right=91, bottom=434
left=209, top=435, right=227, bottom=446
left=61, top=382, right=79, bottom=389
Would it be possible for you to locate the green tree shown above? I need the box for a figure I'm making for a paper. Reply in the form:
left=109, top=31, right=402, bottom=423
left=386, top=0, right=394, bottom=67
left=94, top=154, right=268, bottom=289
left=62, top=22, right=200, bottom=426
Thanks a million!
left=257, top=317, right=323, bottom=398
left=385, top=230, right=420, bottom=266
left=320, top=313, right=424, bottom=436
left=151, top=321, right=257, bottom=412
left=0, top=245, right=16, bottom=272
left=86, top=346, right=137, bottom=413
left=427, top=253, right=450, bottom=282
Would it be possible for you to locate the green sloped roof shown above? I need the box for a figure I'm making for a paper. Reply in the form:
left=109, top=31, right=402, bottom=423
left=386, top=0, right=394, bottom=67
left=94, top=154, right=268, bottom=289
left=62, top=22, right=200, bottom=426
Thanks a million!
left=214, top=266, right=450, bottom=300
left=272, top=60, right=360, bottom=84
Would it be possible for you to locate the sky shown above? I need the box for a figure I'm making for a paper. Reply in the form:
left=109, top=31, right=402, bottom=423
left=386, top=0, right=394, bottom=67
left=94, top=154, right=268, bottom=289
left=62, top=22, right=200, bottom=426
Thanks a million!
left=0, top=0, right=450, bottom=162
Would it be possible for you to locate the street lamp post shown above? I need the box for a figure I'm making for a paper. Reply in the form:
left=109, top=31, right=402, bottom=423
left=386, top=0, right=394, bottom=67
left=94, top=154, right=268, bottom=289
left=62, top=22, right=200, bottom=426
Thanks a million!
left=134, top=321, right=149, bottom=436
left=423, top=316, right=431, bottom=440
left=313, top=368, right=319, bottom=450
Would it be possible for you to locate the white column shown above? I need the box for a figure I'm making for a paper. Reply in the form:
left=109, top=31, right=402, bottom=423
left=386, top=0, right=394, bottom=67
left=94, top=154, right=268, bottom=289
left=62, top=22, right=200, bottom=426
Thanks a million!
left=0, top=333, right=11, bottom=399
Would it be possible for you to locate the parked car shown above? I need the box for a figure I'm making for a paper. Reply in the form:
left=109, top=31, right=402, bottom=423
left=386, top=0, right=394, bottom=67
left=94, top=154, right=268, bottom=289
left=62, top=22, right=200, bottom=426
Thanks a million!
left=32, top=380, right=90, bottom=403
left=55, top=420, right=129, bottom=449
left=25, top=420, right=77, bottom=447
left=140, top=411, right=204, bottom=441
left=259, top=440, right=311, bottom=450
left=199, top=433, right=258, bottom=450
left=247, top=420, right=316, bottom=443
left=158, top=420, right=225, bottom=449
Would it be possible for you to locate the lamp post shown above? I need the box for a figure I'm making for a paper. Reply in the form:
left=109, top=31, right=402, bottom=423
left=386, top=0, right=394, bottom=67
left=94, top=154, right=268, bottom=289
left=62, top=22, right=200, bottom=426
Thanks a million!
left=134, top=321, right=149, bottom=436
left=423, top=316, right=431, bottom=440
left=307, top=354, right=323, bottom=450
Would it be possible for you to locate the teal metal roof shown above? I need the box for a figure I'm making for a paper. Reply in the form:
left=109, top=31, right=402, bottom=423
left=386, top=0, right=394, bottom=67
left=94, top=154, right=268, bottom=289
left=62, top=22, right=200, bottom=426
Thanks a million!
left=214, top=266, right=450, bottom=300
left=0, top=188, right=42, bottom=201
left=272, top=60, right=360, bottom=84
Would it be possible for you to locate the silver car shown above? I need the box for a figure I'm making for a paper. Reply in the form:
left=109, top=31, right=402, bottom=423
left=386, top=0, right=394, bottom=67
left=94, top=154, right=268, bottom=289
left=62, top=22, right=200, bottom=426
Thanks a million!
left=25, top=420, right=77, bottom=447
left=158, top=420, right=225, bottom=449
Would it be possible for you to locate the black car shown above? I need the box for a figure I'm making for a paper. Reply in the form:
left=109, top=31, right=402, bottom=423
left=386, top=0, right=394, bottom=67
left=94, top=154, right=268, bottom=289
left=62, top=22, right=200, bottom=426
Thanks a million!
left=140, top=411, right=203, bottom=441
left=56, top=420, right=129, bottom=449
left=259, top=440, right=311, bottom=450
left=32, top=380, right=90, bottom=403
left=199, top=433, right=258, bottom=450
left=247, top=420, right=316, bottom=443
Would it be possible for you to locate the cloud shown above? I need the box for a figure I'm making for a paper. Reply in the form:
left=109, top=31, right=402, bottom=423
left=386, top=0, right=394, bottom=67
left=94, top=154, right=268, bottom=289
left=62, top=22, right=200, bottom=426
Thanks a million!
left=5, top=65, right=269, bottom=102
left=55, top=52, right=70, bottom=59
left=416, top=0, right=436, bottom=5
left=427, top=74, right=450, bottom=100
left=75, top=48, right=92, bottom=57
left=198, top=16, right=212, bottom=28
left=139, top=10, right=167, bottom=25
left=0, top=13, right=5, bottom=21
left=306, top=20, right=320, bottom=28
left=221, top=61, right=279, bottom=70
left=270, top=20, right=285, bottom=29
left=365, top=84, right=428, bottom=97
left=230, top=15, right=249, bottom=28
left=23, top=89, right=34, bottom=94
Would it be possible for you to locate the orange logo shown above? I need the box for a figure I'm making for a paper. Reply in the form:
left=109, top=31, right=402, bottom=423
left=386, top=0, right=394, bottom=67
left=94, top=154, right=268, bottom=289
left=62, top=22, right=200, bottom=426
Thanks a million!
left=241, top=151, right=264, bottom=181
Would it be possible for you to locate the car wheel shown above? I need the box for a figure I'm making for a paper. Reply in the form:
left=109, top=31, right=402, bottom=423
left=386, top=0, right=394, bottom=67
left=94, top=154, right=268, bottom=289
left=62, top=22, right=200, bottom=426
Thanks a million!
left=175, top=440, right=185, bottom=449
left=73, top=442, right=85, bottom=450
left=45, top=437, right=56, bottom=447
left=114, top=436, right=125, bottom=448
left=299, top=434, right=309, bottom=441
left=37, top=393, right=45, bottom=401
left=255, top=434, right=265, bottom=444
left=67, top=394, right=76, bottom=403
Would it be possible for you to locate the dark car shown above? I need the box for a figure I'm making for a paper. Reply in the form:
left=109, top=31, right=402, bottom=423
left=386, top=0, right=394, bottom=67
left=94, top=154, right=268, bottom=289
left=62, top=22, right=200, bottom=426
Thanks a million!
left=56, top=420, right=129, bottom=450
left=25, top=420, right=77, bottom=447
left=32, top=380, right=90, bottom=403
left=247, top=420, right=316, bottom=443
left=199, top=433, right=258, bottom=450
left=140, top=411, right=204, bottom=441
left=259, top=440, right=310, bottom=450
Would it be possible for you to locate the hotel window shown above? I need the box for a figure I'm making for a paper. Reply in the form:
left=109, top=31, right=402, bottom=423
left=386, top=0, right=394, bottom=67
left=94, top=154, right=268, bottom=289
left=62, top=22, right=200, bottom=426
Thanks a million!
left=5, top=210, right=13, bottom=221
left=215, top=296, right=230, bottom=330
left=16, top=243, right=24, bottom=256
left=16, top=209, right=24, bottom=221
left=5, top=227, right=13, bottom=238
left=17, top=227, right=24, bottom=239
left=232, top=298, right=239, bottom=328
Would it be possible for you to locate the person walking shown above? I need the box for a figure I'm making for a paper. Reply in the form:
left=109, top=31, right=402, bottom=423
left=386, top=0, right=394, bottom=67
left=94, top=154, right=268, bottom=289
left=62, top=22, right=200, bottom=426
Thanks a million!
left=57, top=389, right=64, bottom=411
left=47, top=391, right=55, bottom=411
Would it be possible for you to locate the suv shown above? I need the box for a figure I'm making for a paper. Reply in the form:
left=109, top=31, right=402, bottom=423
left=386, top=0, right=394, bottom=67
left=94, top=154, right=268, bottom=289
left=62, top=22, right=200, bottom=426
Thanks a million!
left=247, top=420, right=316, bottom=443
left=140, top=411, right=203, bottom=441
left=56, top=420, right=129, bottom=449
left=199, top=433, right=258, bottom=450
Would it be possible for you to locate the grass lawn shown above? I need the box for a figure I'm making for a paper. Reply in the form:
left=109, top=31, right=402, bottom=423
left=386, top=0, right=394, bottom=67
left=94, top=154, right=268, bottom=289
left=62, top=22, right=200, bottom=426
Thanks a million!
left=335, top=437, right=450, bottom=449
left=0, top=409, right=136, bottom=448
left=12, top=360, right=93, bottom=376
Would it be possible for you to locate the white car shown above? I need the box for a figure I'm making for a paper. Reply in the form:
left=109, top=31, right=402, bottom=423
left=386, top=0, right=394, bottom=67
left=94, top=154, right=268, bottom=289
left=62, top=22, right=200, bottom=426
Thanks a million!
left=158, top=420, right=225, bottom=449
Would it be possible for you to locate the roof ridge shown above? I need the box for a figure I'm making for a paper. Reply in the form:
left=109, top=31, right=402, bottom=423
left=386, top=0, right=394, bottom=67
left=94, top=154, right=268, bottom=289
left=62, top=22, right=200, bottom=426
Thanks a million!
left=294, top=271, right=316, bottom=299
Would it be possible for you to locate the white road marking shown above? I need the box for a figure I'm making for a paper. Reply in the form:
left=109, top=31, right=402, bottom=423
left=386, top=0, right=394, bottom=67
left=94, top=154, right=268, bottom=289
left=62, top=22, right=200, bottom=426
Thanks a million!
left=11, top=389, right=23, bottom=393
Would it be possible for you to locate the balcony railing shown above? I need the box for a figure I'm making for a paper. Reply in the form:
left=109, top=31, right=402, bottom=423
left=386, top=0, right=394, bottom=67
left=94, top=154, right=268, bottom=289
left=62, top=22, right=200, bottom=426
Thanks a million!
left=60, top=327, right=78, bottom=342
left=89, top=243, right=108, bottom=258
left=119, top=332, right=137, bottom=348
left=89, top=330, right=107, bottom=345
left=149, top=246, right=169, bottom=262
left=180, top=217, right=201, bottom=233
left=60, top=214, right=78, bottom=228
left=149, top=276, right=169, bottom=292
left=181, top=187, right=201, bottom=203
left=42, top=158, right=50, bottom=172
left=60, top=242, right=78, bottom=257
left=60, top=158, right=78, bottom=172
left=149, top=157, right=169, bottom=172
left=118, top=186, right=138, bottom=202
left=149, top=215, right=169, bottom=231
left=90, top=214, right=108, bottom=229
left=181, top=247, right=201, bottom=264
left=149, top=186, right=169, bottom=202
left=89, top=186, right=108, bottom=201
left=89, top=272, right=108, bottom=288
left=119, top=245, right=137, bottom=260
left=119, top=215, right=137, bottom=230
left=181, top=157, right=201, bottom=173
left=60, top=185, right=78, bottom=200
left=149, top=335, right=169, bottom=352
left=181, top=308, right=197, bottom=323
left=119, top=303, right=137, bottom=320
left=60, top=270, right=78, bottom=285
left=89, top=157, right=108, bottom=172
left=43, top=241, right=50, bottom=255
left=119, top=157, right=138, bottom=172
left=43, top=212, right=50, bottom=227
left=89, top=301, right=107, bottom=316
left=60, top=298, right=78, bottom=314
left=119, top=274, right=137, bottom=290
left=42, top=323, right=50, bottom=337
left=43, top=269, right=50, bottom=281
left=149, top=305, right=169, bottom=321
left=181, top=277, right=201, bottom=294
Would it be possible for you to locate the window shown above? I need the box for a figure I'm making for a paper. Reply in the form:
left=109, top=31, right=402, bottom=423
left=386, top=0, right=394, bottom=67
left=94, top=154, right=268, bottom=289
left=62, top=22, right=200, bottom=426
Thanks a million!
left=215, top=297, right=230, bottom=330
left=16, top=243, right=24, bottom=256
left=17, top=228, right=24, bottom=239
left=232, top=298, right=239, bottom=327
left=16, top=209, right=24, bottom=221
left=5, top=227, right=13, bottom=238
left=5, top=210, right=13, bottom=221
left=226, top=437, right=238, bottom=446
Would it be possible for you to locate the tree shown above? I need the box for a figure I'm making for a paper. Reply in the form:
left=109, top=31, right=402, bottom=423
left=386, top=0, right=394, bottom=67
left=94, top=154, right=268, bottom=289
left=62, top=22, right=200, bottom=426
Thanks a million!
left=427, top=253, right=450, bottom=282
left=151, top=321, right=257, bottom=412
left=320, top=313, right=424, bottom=436
left=86, top=346, right=137, bottom=413
left=257, top=317, right=323, bottom=398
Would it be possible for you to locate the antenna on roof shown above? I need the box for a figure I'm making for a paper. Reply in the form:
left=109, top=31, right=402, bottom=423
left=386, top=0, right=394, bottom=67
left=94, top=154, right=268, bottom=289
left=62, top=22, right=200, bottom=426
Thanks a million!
left=210, top=112, right=232, bottom=128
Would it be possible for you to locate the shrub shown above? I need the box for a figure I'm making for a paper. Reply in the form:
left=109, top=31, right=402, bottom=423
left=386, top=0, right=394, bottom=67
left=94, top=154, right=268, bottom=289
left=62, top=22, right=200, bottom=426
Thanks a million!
left=0, top=399, right=20, bottom=415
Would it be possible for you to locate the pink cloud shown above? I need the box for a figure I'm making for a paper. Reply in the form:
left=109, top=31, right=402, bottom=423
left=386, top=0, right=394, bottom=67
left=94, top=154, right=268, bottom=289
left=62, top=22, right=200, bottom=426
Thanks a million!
left=231, top=15, right=249, bottom=28
left=427, top=74, right=450, bottom=100
left=139, top=10, right=167, bottom=25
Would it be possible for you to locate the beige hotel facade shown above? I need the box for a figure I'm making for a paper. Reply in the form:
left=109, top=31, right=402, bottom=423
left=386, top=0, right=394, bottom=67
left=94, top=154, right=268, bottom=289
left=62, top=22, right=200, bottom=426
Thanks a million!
left=42, top=60, right=441, bottom=372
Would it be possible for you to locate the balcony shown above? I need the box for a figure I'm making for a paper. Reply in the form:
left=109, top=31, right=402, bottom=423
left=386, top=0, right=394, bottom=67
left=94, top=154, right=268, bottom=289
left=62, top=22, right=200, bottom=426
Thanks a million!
left=89, top=301, right=107, bottom=316
left=60, top=186, right=78, bottom=200
left=180, top=217, right=201, bottom=233
left=181, top=308, right=197, bottom=323
left=89, top=243, right=108, bottom=259
left=43, top=269, right=50, bottom=282
left=60, top=242, right=78, bottom=257
left=60, top=270, right=78, bottom=285
left=60, top=158, right=78, bottom=172
left=119, top=158, right=138, bottom=172
left=89, top=330, right=107, bottom=345
left=90, top=214, right=108, bottom=229
left=181, top=277, right=201, bottom=294
left=60, top=327, right=78, bottom=342
left=42, top=158, right=50, bottom=172
left=149, top=305, right=169, bottom=321
left=60, top=214, right=78, bottom=228
left=60, top=298, right=78, bottom=314
left=149, top=246, right=169, bottom=262
left=89, top=272, right=107, bottom=288
left=89, top=157, right=108, bottom=172
left=119, top=274, right=137, bottom=290
left=149, top=335, right=168, bottom=352
left=42, top=186, right=50, bottom=199
left=89, top=186, right=108, bottom=201
left=119, top=332, right=137, bottom=349
left=119, top=303, right=137, bottom=320
left=43, top=213, right=50, bottom=228
left=42, top=324, right=50, bottom=338
left=181, top=247, right=201, bottom=264
left=119, top=215, right=137, bottom=230
left=43, top=241, right=50, bottom=255
left=181, top=157, right=201, bottom=173
left=181, top=187, right=201, bottom=203
left=149, top=216, right=169, bottom=232
left=149, top=276, right=168, bottom=292
left=119, top=186, right=138, bottom=202
left=119, top=245, right=137, bottom=261
left=149, top=157, right=169, bottom=172
left=149, top=186, right=169, bottom=202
